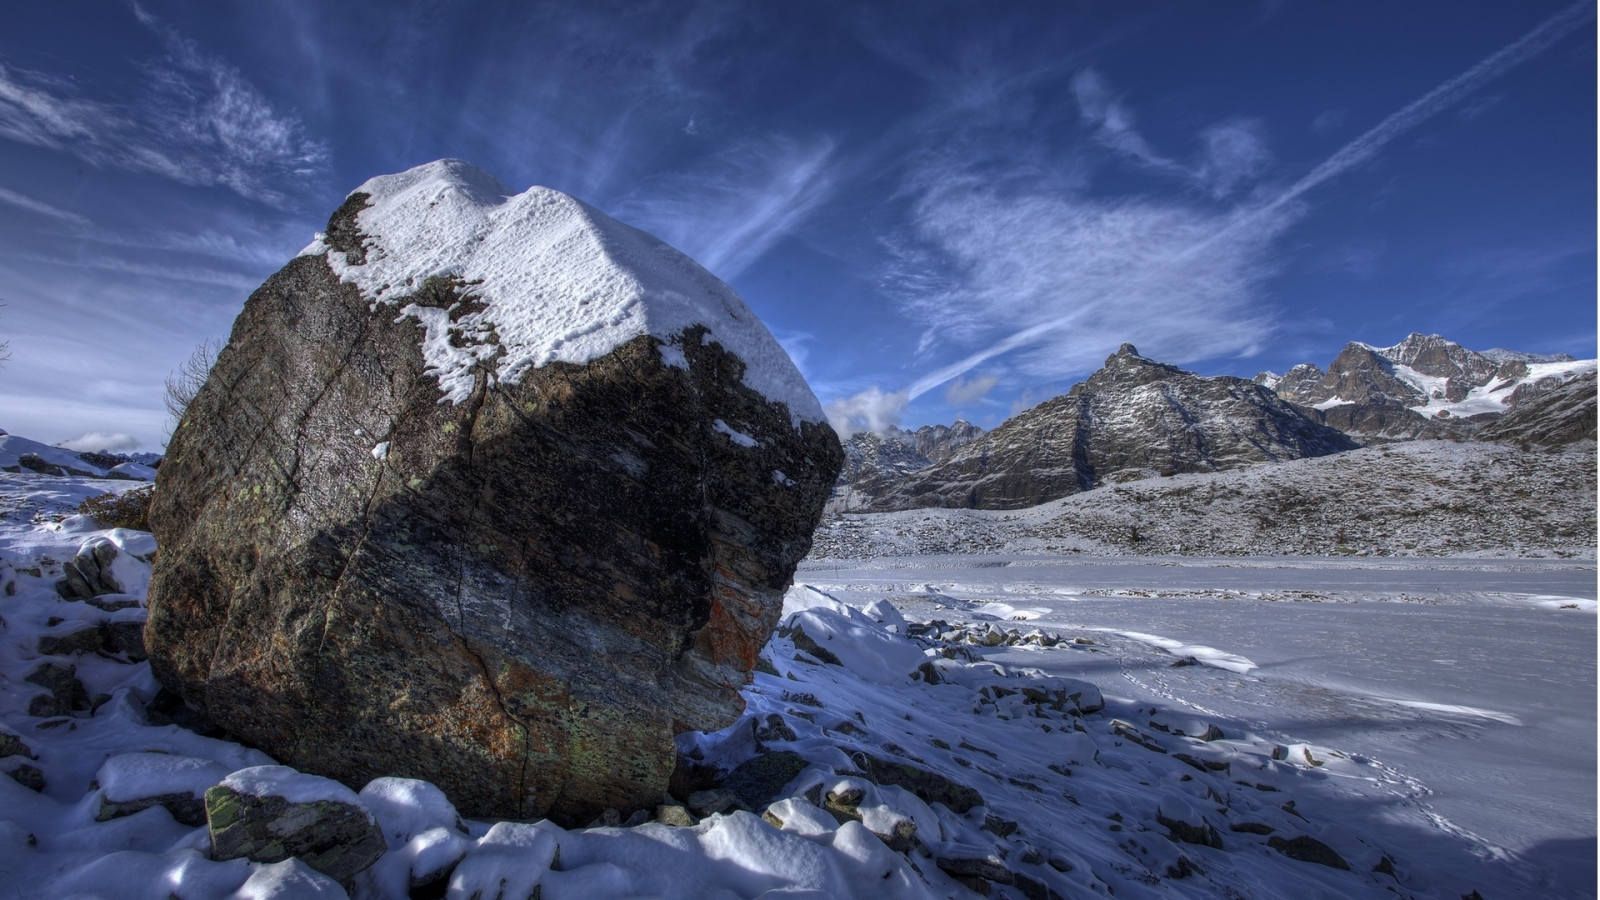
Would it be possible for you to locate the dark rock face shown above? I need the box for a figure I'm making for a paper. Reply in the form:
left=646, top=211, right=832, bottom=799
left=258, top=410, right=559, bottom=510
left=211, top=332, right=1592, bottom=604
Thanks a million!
left=146, top=188, right=841, bottom=823
left=1478, top=370, right=1597, bottom=448
left=863, top=345, right=1356, bottom=511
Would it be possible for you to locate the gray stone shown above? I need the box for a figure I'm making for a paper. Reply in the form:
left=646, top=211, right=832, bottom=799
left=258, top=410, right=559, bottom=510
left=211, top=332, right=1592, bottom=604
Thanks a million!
left=98, top=791, right=208, bottom=826
left=656, top=803, right=696, bottom=827
left=37, top=625, right=104, bottom=657
left=6, top=764, right=44, bottom=792
left=24, top=663, right=85, bottom=716
left=1158, top=812, right=1222, bottom=849
left=722, top=750, right=809, bottom=810
left=853, top=752, right=984, bottom=814
left=1267, top=835, right=1350, bottom=870
left=206, top=784, right=387, bottom=883
left=0, top=729, right=35, bottom=760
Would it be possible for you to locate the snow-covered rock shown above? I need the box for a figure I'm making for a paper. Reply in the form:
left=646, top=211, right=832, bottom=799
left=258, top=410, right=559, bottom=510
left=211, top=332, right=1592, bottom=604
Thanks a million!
left=147, top=159, right=844, bottom=823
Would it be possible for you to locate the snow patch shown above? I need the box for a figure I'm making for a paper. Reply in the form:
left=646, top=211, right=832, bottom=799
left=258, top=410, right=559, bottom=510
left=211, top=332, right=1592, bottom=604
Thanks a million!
left=1112, top=630, right=1259, bottom=673
left=713, top=418, right=760, bottom=448
left=219, top=765, right=367, bottom=807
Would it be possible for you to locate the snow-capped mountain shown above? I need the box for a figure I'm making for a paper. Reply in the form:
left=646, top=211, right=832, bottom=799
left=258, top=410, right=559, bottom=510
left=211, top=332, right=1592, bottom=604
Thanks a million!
left=1256, top=333, right=1595, bottom=441
left=831, top=421, right=987, bottom=512
left=854, top=344, right=1356, bottom=511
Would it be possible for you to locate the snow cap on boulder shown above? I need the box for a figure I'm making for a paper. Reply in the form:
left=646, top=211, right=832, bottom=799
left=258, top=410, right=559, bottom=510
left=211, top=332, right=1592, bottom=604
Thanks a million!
left=300, top=158, right=825, bottom=424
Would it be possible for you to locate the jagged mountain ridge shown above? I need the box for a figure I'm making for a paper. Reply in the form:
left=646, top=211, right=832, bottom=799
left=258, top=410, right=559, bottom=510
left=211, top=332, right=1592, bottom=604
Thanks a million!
left=1255, top=333, right=1594, bottom=441
left=831, top=421, right=985, bottom=512
left=853, top=344, right=1356, bottom=512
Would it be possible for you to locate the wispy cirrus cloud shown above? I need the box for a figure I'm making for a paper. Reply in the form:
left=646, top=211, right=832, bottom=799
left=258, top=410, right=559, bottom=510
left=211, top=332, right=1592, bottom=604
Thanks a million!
left=0, top=186, right=89, bottom=226
left=0, top=9, right=327, bottom=207
left=1073, top=68, right=1272, bottom=199
left=890, top=1, right=1593, bottom=401
left=615, top=135, right=836, bottom=280
left=894, top=174, right=1289, bottom=399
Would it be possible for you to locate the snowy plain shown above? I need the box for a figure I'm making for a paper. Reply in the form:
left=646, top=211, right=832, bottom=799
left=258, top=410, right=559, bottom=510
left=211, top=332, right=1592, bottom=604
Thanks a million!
left=0, top=455, right=1593, bottom=899
left=798, top=554, right=1598, bottom=897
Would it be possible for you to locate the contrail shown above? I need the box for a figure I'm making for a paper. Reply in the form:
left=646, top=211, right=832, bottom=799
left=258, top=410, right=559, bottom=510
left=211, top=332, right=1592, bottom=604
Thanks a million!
left=904, top=1, right=1594, bottom=400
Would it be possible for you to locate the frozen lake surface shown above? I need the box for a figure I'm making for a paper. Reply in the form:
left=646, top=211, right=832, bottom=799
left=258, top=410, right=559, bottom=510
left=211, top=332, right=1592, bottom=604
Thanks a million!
left=799, top=554, right=1598, bottom=898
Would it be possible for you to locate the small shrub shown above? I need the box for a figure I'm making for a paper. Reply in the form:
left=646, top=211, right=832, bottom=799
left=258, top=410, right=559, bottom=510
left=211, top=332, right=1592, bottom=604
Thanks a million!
left=78, top=486, right=155, bottom=531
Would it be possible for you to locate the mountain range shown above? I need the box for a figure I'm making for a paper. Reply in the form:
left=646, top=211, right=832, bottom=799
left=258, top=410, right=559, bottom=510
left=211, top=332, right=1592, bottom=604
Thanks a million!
left=833, top=334, right=1596, bottom=513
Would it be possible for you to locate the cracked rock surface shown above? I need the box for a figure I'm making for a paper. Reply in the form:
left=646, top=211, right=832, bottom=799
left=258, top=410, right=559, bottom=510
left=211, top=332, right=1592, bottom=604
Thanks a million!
left=145, top=186, right=842, bottom=824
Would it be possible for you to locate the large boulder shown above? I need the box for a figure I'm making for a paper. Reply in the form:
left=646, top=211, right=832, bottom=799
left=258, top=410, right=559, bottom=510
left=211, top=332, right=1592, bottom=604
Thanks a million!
left=146, top=160, right=843, bottom=823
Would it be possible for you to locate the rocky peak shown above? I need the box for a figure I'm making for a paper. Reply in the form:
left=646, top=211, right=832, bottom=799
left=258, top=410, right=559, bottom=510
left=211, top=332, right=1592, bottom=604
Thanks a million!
left=857, top=346, right=1355, bottom=511
left=1082, top=343, right=1188, bottom=392
left=911, top=419, right=984, bottom=462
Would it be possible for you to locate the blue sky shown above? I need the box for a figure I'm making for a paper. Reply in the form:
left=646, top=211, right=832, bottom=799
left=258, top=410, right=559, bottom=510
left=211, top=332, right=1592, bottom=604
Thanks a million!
left=0, top=2, right=1593, bottom=450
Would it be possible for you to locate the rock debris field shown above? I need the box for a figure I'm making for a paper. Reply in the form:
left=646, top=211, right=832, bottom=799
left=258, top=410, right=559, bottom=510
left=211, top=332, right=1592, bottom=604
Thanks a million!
left=810, top=440, right=1596, bottom=561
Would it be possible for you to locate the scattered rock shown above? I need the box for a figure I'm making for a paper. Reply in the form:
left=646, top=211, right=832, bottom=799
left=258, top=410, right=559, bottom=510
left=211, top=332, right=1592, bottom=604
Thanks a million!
left=36, top=624, right=104, bottom=657
left=937, top=853, right=1014, bottom=885
left=852, top=752, right=983, bottom=813
left=752, top=713, right=797, bottom=744
left=1229, top=821, right=1275, bottom=835
left=6, top=764, right=44, bottom=792
left=95, top=753, right=231, bottom=826
left=687, top=789, right=740, bottom=817
left=1267, top=835, right=1350, bottom=870
left=0, top=728, right=36, bottom=760
left=982, top=814, right=1020, bottom=837
left=101, top=620, right=147, bottom=661
left=656, top=803, right=696, bottom=827
left=24, top=662, right=87, bottom=716
left=722, top=751, right=809, bottom=810
left=206, top=766, right=387, bottom=883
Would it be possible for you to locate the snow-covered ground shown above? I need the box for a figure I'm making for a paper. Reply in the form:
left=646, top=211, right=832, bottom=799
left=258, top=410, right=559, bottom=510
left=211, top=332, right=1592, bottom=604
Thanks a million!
left=1, top=463, right=1592, bottom=898
left=797, top=555, right=1598, bottom=897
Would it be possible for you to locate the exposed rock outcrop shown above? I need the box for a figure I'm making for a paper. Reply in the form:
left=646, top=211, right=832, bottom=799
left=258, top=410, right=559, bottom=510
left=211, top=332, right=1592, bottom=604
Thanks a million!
left=1477, top=370, right=1597, bottom=448
left=860, top=344, right=1355, bottom=511
left=146, top=160, right=842, bottom=823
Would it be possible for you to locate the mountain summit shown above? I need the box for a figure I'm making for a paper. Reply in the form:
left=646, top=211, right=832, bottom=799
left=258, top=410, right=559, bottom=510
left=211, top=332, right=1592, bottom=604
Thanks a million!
left=857, top=344, right=1355, bottom=511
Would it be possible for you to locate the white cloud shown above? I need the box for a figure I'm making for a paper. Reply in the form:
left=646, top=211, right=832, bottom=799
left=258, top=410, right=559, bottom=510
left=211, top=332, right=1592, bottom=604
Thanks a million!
left=892, top=2, right=1592, bottom=399
left=1073, top=69, right=1271, bottom=199
left=0, top=187, right=90, bottom=226
left=0, top=12, right=328, bottom=207
left=616, top=135, right=836, bottom=279
left=895, top=177, right=1289, bottom=398
left=1195, top=120, right=1272, bottom=199
left=823, top=386, right=908, bottom=437
left=56, top=431, right=141, bottom=453
left=943, top=372, right=1000, bottom=406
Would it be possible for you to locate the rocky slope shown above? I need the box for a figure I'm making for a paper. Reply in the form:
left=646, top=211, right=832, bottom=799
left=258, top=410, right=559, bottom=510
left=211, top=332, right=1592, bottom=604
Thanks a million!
left=855, top=345, right=1356, bottom=511
left=1476, top=369, right=1597, bottom=448
left=809, top=439, right=1596, bottom=560
left=1256, top=333, right=1594, bottom=441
